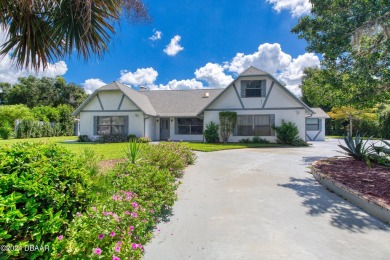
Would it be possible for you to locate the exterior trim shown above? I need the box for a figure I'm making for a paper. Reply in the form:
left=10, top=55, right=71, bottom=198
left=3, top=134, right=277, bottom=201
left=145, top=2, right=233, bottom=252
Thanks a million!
left=117, top=94, right=125, bottom=110
left=81, top=110, right=141, bottom=112
left=233, top=83, right=245, bottom=109
left=262, top=81, right=274, bottom=109
left=313, top=131, right=322, bottom=141
left=97, top=94, right=104, bottom=111
left=306, top=133, right=312, bottom=141
left=205, top=107, right=305, bottom=111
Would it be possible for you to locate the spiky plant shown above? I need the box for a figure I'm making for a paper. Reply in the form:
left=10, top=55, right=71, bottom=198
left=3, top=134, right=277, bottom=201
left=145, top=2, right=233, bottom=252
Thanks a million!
left=338, top=131, right=373, bottom=162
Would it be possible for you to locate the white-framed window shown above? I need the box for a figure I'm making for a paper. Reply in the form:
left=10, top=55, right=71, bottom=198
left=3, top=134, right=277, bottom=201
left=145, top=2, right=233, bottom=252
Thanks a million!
left=176, top=118, right=203, bottom=135
left=235, top=115, right=273, bottom=136
left=306, top=118, right=320, bottom=131
left=97, top=116, right=125, bottom=135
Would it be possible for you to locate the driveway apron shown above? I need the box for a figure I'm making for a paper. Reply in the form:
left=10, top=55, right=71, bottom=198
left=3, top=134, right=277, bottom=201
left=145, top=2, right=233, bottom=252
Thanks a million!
left=144, top=140, right=390, bottom=260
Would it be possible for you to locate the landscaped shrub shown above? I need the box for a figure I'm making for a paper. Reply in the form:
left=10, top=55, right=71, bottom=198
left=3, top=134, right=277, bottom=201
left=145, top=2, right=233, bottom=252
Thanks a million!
left=138, top=136, right=152, bottom=143
left=125, top=139, right=143, bottom=164
left=16, top=120, right=62, bottom=138
left=128, top=134, right=137, bottom=141
left=273, top=120, right=308, bottom=146
left=98, top=134, right=128, bottom=143
left=252, top=136, right=270, bottom=144
left=0, top=143, right=92, bottom=259
left=370, top=140, right=390, bottom=167
left=204, top=121, right=219, bottom=143
left=219, top=111, right=237, bottom=143
left=142, top=142, right=196, bottom=177
left=0, top=121, right=13, bottom=139
left=239, top=138, right=251, bottom=143
left=78, top=135, right=92, bottom=142
left=379, top=106, right=390, bottom=139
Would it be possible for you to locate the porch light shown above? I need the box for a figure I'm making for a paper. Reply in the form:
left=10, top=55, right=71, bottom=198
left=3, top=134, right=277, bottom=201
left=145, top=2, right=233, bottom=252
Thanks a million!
left=156, top=118, right=159, bottom=122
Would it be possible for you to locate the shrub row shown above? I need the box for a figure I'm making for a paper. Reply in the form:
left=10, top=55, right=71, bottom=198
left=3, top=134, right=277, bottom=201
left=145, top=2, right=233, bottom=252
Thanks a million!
left=78, top=134, right=152, bottom=143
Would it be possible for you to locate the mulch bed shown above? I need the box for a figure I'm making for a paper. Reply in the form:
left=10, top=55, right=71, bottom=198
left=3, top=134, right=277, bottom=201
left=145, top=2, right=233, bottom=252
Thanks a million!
left=313, top=157, right=390, bottom=206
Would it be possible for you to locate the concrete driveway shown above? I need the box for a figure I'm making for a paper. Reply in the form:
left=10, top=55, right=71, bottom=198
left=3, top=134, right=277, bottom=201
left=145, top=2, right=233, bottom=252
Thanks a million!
left=144, top=139, right=390, bottom=260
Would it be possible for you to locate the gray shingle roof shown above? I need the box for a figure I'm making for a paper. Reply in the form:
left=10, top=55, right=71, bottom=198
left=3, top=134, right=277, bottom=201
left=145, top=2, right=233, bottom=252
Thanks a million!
left=307, top=108, right=330, bottom=118
left=142, top=89, right=223, bottom=117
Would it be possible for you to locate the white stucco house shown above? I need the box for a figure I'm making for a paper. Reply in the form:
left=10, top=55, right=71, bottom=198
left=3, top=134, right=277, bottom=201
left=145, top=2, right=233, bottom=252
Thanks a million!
left=73, top=67, right=328, bottom=142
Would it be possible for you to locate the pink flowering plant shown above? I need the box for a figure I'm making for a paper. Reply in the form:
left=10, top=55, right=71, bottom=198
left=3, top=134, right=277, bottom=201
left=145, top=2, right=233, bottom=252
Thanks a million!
left=51, top=191, right=152, bottom=259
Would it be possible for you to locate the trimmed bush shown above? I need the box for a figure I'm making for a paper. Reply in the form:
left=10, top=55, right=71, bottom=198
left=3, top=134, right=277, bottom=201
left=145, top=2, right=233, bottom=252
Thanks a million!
left=204, top=121, right=219, bottom=143
left=98, top=134, right=128, bottom=143
left=78, top=135, right=92, bottom=142
left=273, top=120, right=308, bottom=146
left=252, top=136, right=270, bottom=144
left=0, top=143, right=91, bottom=259
left=0, top=122, right=13, bottom=139
left=138, top=136, right=152, bottom=143
left=239, top=138, right=251, bottom=143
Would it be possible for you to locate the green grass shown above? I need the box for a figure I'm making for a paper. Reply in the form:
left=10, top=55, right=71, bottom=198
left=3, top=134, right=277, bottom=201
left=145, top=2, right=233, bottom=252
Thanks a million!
left=183, top=142, right=283, bottom=152
left=0, top=137, right=284, bottom=159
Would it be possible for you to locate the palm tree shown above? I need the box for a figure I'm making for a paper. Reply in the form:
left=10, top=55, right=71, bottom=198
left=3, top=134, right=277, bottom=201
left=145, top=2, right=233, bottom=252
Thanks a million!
left=0, top=0, right=150, bottom=70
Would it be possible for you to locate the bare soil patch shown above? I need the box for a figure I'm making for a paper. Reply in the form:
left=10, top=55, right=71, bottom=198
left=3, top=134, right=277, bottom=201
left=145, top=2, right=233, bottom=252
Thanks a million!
left=313, top=157, right=390, bottom=206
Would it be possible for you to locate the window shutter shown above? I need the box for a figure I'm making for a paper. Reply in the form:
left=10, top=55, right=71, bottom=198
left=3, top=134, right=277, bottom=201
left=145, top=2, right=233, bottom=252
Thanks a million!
left=270, top=114, right=275, bottom=136
left=93, top=116, right=98, bottom=135
left=241, top=82, right=246, bottom=98
left=261, top=80, right=266, bottom=97
left=124, top=116, right=129, bottom=135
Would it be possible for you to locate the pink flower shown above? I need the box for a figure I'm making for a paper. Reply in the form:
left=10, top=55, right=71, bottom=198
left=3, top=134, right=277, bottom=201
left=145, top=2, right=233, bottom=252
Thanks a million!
left=98, top=234, right=104, bottom=240
left=57, top=235, right=63, bottom=241
left=115, top=245, right=121, bottom=252
left=117, top=241, right=122, bottom=246
left=131, top=243, right=138, bottom=250
left=125, top=211, right=130, bottom=215
left=131, top=202, right=138, bottom=208
left=131, top=212, right=137, bottom=218
left=112, top=195, right=118, bottom=201
left=142, top=219, right=146, bottom=223
left=150, top=209, right=155, bottom=214
left=93, top=248, right=102, bottom=255
left=76, top=212, right=82, bottom=217
left=112, top=256, right=120, bottom=260
left=116, top=217, right=121, bottom=222
left=110, top=232, right=116, bottom=237
left=129, top=226, right=134, bottom=231
left=103, top=212, right=109, bottom=216
left=91, top=206, right=97, bottom=211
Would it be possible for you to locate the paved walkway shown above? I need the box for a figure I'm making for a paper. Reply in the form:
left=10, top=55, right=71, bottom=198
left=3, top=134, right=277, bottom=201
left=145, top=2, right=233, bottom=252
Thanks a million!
left=144, top=139, right=390, bottom=260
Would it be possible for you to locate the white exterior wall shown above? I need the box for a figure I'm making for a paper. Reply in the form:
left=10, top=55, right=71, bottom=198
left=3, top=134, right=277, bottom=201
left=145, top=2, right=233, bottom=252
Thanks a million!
left=145, top=117, right=156, bottom=140
left=154, top=118, right=203, bottom=141
left=204, top=109, right=306, bottom=142
left=306, top=118, right=326, bottom=141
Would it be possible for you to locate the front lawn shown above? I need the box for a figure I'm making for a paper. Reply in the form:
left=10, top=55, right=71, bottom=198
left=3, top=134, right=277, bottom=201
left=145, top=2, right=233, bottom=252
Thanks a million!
left=184, top=142, right=283, bottom=152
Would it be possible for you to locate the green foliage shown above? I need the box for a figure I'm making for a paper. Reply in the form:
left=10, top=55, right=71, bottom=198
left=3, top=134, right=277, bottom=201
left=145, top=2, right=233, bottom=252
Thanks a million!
left=0, top=104, right=33, bottom=127
left=238, top=138, right=251, bottom=143
left=32, top=106, right=60, bottom=122
left=78, top=135, right=92, bottom=142
left=219, top=112, right=237, bottom=143
left=273, top=120, right=307, bottom=146
left=204, top=121, right=219, bottom=143
left=370, top=140, right=390, bottom=167
left=138, top=136, right=152, bottom=143
left=128, top=134, right=137, bottom=141
left=16, top=120, right=62, bottom=138
left=379, top=106, right=390, bottom=139
left=0, top=122, right=13, bottom=139
left=0, top=143, right=91, bottom=259
left=98, top=134, right=128, bottom=143
left=252, top=136, right=270, bottom=144
left=338, top=132, right=373, bottom=163
left=142, top=142, right=196, bottom=177
left=125, top=139, right=143, bottom=164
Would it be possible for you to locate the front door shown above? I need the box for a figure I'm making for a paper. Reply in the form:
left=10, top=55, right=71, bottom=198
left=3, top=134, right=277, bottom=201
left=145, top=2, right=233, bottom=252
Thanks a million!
left=160, top=118, right=170, bottom=140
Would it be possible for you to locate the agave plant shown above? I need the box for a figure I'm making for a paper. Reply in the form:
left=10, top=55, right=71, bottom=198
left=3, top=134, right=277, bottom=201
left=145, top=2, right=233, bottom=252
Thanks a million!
left=370, top=140, right=390, bottom=167
left=338, top=131, right=373, bottom=162
left=125, top=138, right=143, bottom=164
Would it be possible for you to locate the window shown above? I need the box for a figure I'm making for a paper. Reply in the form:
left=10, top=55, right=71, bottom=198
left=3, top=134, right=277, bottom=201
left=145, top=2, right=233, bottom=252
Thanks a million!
left=176, top=118, right=203, bottom=135
left=236, top=115, right=273, bottom=136
left=241, top=80, right=263, bottom=97
left=306, top=118, right=320, bottom=131
left=97, top=116, right=125, bottom=135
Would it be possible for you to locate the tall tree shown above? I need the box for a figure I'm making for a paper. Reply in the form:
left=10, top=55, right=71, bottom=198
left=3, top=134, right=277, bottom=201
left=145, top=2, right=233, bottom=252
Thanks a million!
left=0, top=0, right=150, bottom=70
left=293, top=0, right=390, bottom=107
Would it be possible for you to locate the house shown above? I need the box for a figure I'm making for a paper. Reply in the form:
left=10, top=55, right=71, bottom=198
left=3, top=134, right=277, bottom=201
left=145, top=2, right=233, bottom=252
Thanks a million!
left=73, top=66, right=328, bottom=142
left=305, top=108, right=330, bottom=141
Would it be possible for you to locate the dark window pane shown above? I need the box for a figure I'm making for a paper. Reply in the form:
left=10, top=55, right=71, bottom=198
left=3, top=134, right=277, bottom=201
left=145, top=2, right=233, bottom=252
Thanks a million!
left=237, top=126, right=253, bottom=136
left=98, top=125, right=111, bottom=135
left=112, top=116, right=125, bottom=125
left=242, top=80, right=261, bottom=88
left=191, top=125, right=203, bottom=135
left=99, top=116, right=111, bottom=125
left=178, top=126, right=190, bottom=134
left=306, top=124, right=319, bottom=131
left=246, top=88, right=261, bottom=97
left=254, top=126, right=271, bottom=136
left=111, top=125, right=125, bottom=134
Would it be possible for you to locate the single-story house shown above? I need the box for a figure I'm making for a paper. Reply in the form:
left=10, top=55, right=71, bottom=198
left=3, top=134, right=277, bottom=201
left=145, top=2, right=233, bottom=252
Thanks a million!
left=73, top=66, right=328, bottom=142
left=305, top=108, right=330, bottom=141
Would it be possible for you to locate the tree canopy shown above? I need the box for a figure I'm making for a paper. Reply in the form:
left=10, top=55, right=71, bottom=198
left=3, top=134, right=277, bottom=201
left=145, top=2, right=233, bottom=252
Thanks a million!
left=293, top=0, right=389, bottom=108
left=2, top=76, right=88, bottom=109
left=0, top=0, right=150, bottom=70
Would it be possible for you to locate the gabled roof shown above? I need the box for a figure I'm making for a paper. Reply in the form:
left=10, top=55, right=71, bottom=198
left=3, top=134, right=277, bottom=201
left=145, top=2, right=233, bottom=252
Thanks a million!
left=307, top=108, right=330, bottom=118
left=142, top=89, right=222, bottom=117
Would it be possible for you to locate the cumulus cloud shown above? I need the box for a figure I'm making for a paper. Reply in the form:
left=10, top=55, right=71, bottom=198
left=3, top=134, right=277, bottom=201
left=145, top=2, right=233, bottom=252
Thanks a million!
left=82, top=78, right=106, bottom=94
left=226, top=43, right=319, bottom=95
left=150, top=78, right=203, bottom=90
left=266, top=0, right=312, bottom=17
left=163, top=35, right=184, bottom=56
left=0, top=28, right=68, bottom=84
left=149, top=29, right=162, bottom=41
left=195, top=63, right=233, bottom=88
left=119, top=67, right=158, bottom=86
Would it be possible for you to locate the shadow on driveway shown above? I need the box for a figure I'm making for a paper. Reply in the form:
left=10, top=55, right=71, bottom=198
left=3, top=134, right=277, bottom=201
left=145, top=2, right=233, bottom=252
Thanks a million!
left=278, top=177, right=390, bottom=233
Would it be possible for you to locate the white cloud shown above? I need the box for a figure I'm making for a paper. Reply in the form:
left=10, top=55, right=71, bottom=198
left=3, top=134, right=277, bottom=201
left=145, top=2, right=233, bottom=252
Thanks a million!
left=82, top=78, right=106, bottom=94
left=149, top=29, right=162, bottom=41
left=0, top=28, right=68, bottom=84
left=195, top=62, right=233, bottom=88
left=226, top=43, right=320, bottom=95
left=119, top=67, right=158, bottom=86
left=150, top=79, right=204, bottom=90
left=266, top=0, right=312, bottom=17
left=163, top=35, right=184, bottom=56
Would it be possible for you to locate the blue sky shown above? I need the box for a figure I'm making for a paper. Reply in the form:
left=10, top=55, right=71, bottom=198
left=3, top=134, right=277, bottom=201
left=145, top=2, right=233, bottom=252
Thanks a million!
left=0, top=0, right=318, bottom=95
